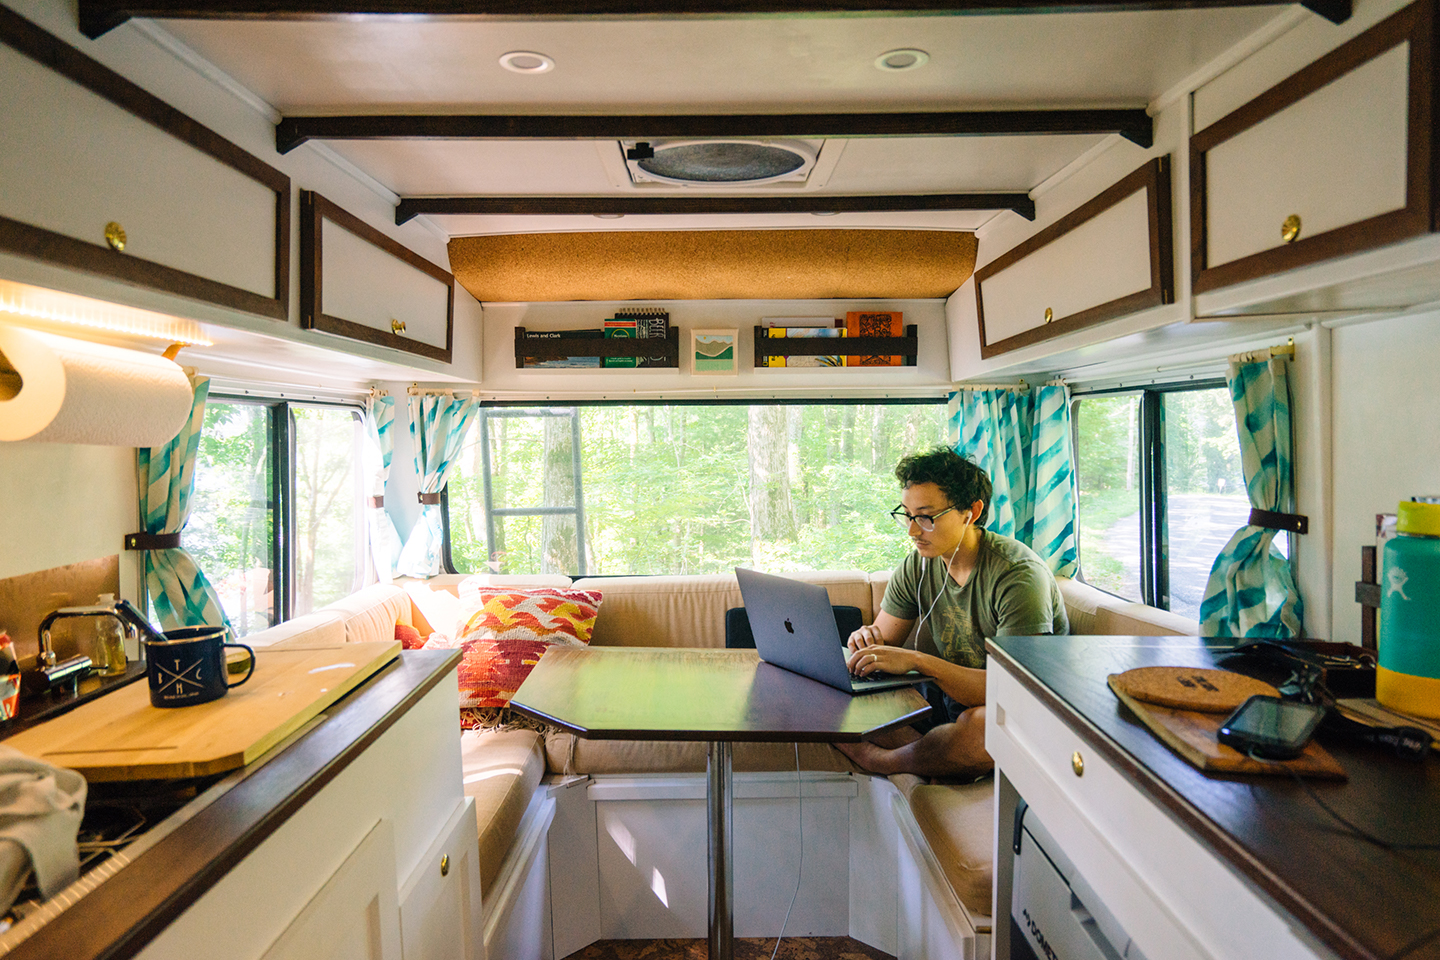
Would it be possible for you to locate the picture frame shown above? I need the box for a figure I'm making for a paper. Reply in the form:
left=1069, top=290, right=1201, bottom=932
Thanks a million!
left=690, top=328, right=739, bottom=376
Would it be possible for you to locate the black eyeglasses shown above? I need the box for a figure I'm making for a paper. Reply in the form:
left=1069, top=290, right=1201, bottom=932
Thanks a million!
left=890, top=505, right=957, bottom=533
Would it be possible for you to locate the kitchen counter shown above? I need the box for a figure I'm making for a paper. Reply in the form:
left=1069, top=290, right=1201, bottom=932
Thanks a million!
left=986, top=635, right=1440, bottom=960
left=0, top=648, right=460, bottom=960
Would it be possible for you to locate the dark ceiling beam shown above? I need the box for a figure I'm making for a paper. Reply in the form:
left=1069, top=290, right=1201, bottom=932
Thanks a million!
left=394, top=193, right=1036, bottom=224
left=276, top=109, right=1153, bottom=154
left=78, top=0, right=1349, bottom=39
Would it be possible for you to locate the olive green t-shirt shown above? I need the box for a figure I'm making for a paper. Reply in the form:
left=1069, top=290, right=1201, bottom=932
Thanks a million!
left=880, top=530, right=1068, bottom=669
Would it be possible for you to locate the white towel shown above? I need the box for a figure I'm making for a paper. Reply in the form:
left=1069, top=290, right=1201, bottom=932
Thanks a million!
left=0, top=745, right=85, bottom=904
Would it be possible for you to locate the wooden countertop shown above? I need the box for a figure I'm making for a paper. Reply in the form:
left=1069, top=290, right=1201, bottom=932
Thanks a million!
left=5, top=648, right=460, bottom=960
left=988, top=635, right=1440, bottom=960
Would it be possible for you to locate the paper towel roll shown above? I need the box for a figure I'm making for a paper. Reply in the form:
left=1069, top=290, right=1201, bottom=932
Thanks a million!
left=0, top=326, right=193, bottom=447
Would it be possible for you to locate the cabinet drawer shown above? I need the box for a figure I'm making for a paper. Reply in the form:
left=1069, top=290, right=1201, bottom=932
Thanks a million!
left=974, top=157, right=1172, bottom=359
left=300, top=191, right=454, bottom=363
left=0, top=9, right=288, bottom=320
left=398, top=797, right=483, bottom=960
left=1191, top=0, right=1435, bottom=294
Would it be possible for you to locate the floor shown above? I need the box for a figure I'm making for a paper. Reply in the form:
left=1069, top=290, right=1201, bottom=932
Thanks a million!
left=561, top=938, right=895, bottom=960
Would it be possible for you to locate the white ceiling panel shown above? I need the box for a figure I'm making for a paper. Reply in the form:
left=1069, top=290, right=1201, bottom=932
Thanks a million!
left=820, top=135, right=1112, bottom=193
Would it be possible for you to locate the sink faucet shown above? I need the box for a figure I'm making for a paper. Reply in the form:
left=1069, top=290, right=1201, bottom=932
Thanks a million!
left=33, top=599, right=164, bottom=696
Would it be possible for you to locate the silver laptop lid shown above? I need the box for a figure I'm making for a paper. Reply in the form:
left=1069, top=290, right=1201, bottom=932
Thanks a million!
left=735, top=567, right=854, bottom=692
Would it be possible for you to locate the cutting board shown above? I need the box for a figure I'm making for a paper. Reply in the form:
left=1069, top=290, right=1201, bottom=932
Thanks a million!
left=1108, top=677, right=1347, bottom=780
left=5, top=641, right=400, bottom=781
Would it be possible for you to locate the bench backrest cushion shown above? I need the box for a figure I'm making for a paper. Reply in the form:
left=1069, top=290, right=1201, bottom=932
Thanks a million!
left=319, top=583, right=412, bottom=645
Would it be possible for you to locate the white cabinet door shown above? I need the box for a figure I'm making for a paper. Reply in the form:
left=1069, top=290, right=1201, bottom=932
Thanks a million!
left=261, top=819, right=402, bottom=960
left=399, top=797, right=484, bottom=960
left=973, top=157, right=1172, bottom=359
left=1192, top=0, right=1432, bottom=295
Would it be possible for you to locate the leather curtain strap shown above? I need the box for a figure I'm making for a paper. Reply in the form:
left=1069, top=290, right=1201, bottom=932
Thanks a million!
left=370, top=495, right=385, bottom=508
left=124, top=532, right=182, bottom=550
left=417, top=492, right=442, bottom=505
left=1249, top=508, right=1309, bottom=534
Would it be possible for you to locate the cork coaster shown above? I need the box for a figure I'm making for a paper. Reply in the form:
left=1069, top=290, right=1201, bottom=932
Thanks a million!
left=1109, top=666, right=1279, bottom=713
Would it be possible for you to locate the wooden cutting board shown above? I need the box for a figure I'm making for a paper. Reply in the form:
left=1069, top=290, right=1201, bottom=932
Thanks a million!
left=5, top=641, right=400, bottom=781
left=1109, top=676, right=1347, bottom=780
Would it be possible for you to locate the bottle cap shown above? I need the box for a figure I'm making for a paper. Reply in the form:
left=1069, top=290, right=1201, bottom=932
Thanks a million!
left=1397, top=501, right=1440, bottom=537
left=98, top=593, right=115, bottom=605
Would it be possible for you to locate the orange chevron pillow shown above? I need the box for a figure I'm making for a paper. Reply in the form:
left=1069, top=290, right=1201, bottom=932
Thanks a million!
left=428, top=586, right=602, bottom=713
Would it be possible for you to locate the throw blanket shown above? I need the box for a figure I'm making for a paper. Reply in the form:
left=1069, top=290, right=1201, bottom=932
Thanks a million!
left=0, top=746, right=86, bottom=912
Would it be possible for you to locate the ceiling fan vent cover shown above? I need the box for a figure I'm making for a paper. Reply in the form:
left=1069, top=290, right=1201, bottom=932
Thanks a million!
left=627, top=140, right=817, bottom=185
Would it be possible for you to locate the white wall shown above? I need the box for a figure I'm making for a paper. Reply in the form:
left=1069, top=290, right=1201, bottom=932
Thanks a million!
left=1328, top=310, right=1440, bottom=643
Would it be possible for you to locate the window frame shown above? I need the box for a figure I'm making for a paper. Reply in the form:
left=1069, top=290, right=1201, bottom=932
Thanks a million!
left=1070, top=377, right=1230, bottom=611
left=440, top=395, right=950, bottom=578
left=197, top=393, right=365, bottom=627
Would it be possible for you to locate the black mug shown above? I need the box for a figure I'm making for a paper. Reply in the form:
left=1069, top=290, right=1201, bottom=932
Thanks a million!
left=145, top=626, right=256, bottom=708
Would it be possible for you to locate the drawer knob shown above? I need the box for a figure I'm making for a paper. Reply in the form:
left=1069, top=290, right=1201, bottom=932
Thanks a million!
left=104, top=222, right=127, bottom=252
left=1043, top=307, right=1054, bottom=324
left=440, top=854, right=450, bottom=877
left=1281, top=214, right=1302, bottom=244
left=1071, top=751, right=1084, bottom=776
left=391, top=319, right=408, bottom=335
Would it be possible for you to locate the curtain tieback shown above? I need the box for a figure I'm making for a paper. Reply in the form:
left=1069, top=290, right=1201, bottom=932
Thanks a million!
left=417, top=492, right=442, bottom=505
left=1248, top=508, right=1308, bottom=534
left=371, top=495, right=385, bottom=507
left=124, top=532, right=182, bottom=550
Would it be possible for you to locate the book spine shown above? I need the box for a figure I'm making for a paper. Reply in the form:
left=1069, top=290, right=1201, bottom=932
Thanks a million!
left=844, top=311, right=903, bottom=367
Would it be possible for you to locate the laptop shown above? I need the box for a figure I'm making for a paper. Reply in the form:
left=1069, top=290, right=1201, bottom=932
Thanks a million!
left=735, top=567, right=929, bottom=695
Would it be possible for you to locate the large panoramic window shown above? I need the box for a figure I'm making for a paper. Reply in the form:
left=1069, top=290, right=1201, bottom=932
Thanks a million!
left=444, top=401, right=949, bottom=577
left=1073, top=383, right=1248, bottom=619
left=188, top=398, right=365, bottom=635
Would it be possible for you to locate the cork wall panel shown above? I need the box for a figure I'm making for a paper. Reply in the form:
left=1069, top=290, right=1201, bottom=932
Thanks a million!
left=448, top=229, right=977, bottom=302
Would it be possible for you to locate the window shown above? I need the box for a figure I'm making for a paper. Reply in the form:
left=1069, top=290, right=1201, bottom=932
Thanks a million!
left=1073, top=383, right=1248, bottom=619
left=444, top=401, right=949, bottom=577
left=188, top=398, right=365, bottom=635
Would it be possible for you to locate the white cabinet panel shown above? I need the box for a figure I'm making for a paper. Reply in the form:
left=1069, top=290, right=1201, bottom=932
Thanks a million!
left=0, top=13, right=288, bottom=320
left=973, top=157, right=1172, bottom=360
left=262, top=819, right=401, bottom=960
left=399, top=797, right=483, bottom=960
left=301, top=191, right=454, bottom=363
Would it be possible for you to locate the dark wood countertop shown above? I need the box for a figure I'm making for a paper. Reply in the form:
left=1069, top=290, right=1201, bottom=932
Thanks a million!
left=7, top=648, right=460, bottom=960
left=988, top=635, right=1440, bottom=960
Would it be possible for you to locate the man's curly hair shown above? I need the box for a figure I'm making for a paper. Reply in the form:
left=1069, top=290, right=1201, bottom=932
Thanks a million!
left=894, top=447, right=992, bottom=526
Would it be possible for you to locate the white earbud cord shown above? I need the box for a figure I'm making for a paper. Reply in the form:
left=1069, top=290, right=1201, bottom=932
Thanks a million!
left=914, top=543, right=961, bottom=644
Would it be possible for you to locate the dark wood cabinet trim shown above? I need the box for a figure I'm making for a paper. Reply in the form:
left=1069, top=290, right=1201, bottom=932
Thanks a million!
left=300, top=190, right=455, bottom=363
left=0, top=5, right=290, bottom=318
left=974, top=155, right=1173, bottom=359
left=1190, top=0, right=1435, bottom=295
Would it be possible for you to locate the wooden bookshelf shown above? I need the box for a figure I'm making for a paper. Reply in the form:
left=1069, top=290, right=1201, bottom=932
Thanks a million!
left=752, top=324, right=918, bottom=367
left=514, top=326, right=680, bottom=369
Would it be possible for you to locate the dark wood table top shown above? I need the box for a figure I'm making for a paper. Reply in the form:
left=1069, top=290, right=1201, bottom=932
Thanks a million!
left=988, top=635, right=1440, bottom=960
left=510, top=647, right=930, bottom=742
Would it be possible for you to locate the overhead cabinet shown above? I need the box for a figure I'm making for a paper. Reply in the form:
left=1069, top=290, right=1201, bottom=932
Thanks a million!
left=1191, top=0, right=1436, bottom=295
left=0, top=8, right=289, bottom=320
left=973, top=156, right=1173, bottom=359
left=300, top=191, right=454, bottom=363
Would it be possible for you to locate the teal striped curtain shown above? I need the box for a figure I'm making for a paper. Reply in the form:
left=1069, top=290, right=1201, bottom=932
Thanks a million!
left=397, top=392, right=480, bottom=578
left=948, top=384, right=1078, bottom=577
left=363, top=392, right=402, bottom=583
left=1199, top=358, right=1304, bottom=638
left=135, top=376, right=231, bottom=630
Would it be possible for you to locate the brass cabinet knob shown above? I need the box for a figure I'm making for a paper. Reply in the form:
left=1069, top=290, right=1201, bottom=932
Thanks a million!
left=1071, top=751, right=1084, bottom=776
left=1043, top=307, right=1054, bottom=324
left=104, top=222, right=127, bottom=252
left=391, top=319, right=408, bottom=335
left=1281, top=215, right=1302, bottom=244
left=440, top=854, right=450, bottom=877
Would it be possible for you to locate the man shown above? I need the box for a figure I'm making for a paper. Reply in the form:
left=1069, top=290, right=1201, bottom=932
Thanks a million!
left=838, top=447, right=1068, bottom=777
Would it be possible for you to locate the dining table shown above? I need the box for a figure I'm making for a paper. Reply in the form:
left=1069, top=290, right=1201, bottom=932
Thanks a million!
left=508, top=645, right=931, bottom=960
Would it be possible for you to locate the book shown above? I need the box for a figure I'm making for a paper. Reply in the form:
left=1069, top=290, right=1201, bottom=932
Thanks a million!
left=603, top=318, right=638, bottom=368
left=522, top=329, right=602, bottom=368
left=615, top=309, right=670, bottom=368
left=844, top=311, right=905, bottom=367
left=761, top=326, right=845, bottom=368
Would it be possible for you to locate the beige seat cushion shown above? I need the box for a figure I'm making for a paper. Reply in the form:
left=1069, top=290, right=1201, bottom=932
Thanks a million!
left=544, top=733, right=861, bottom=775
left=318, top=584, right=411, bottom=644
left=1056, top=578, right=1198, bottom=636
left=572, top=570, right=874, bottom=649
left=461, top=728, right=546, bottom=898
left=907, top=780, right=995, bottom=916
left=246, top=611, right=344, bottom=649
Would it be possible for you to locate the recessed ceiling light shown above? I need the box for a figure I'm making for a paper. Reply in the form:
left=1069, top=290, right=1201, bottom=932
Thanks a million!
left=875, top=48, right=929, bottom=72
left=811, top=211, right=840, bottom=217
left=499, top=51, right=554, bottom=74
left=593, top=213, right=625, bottom=219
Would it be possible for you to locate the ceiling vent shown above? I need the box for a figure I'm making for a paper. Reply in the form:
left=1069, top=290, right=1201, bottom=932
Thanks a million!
left=622, top=140, right=818, bottom=186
